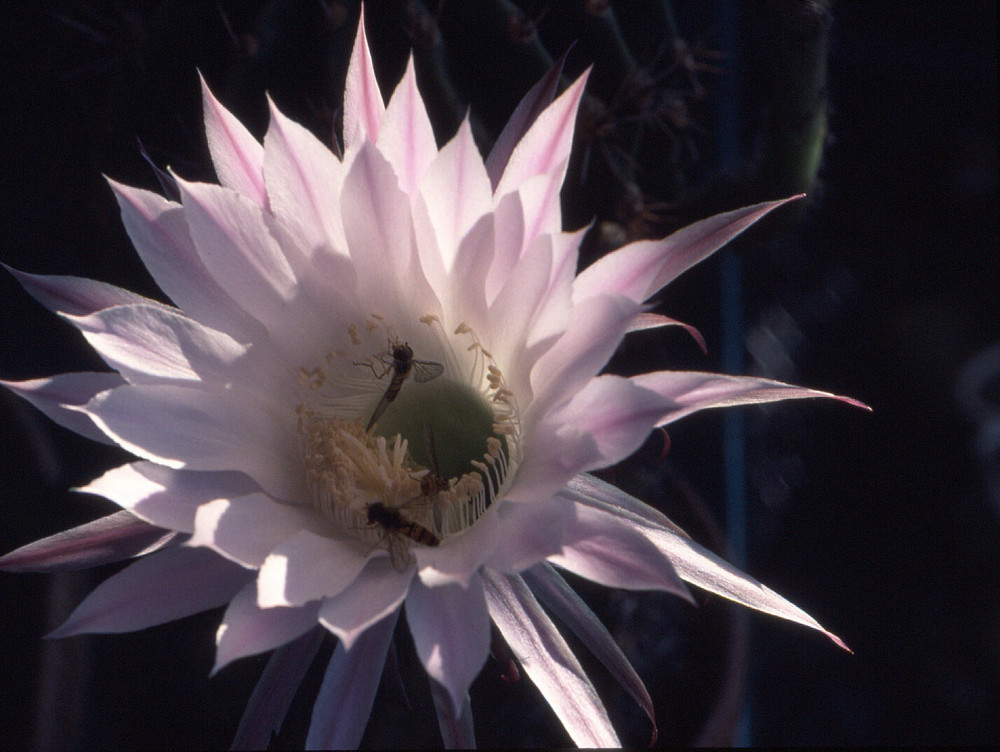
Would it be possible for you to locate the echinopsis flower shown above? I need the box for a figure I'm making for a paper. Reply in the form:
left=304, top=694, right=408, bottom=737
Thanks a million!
left=0, top=9, right=867, bottom=749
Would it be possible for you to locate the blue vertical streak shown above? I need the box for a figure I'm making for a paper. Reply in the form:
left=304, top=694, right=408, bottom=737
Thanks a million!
left=716, top=0, right=751, bottom=745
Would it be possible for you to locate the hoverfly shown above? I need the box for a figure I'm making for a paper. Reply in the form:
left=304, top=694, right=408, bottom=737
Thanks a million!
left=358, top=342, right=444, bottom=431
left=366, top=501, right=440, bottom=571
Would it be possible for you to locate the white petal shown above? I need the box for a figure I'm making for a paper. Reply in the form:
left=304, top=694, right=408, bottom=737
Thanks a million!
left=406, top=573, right=490, bottom=717
left=48, top=546, right=252, bottom=637
left=342, top=5, right=384, bottom=151
left=263, top=97, right=348, bottom=259
left=418, top=116, right=493, bottom=274
left=213, top=580, right=320, bottom=673
left=484, top=188, right=525, bottom=304
left=306, top=612, right=397, bottom=750
left=630, top=370, right=870, bottom=425
left=84, top=383, right=303, bottom=502
left=108, top=180, right=261, bottom=339
left=378, top=54, right=437, bottom=196
left=318, top=557, right=412, bottom=648
left=1, top=373, right=125, bottom=445
left=548, top=501, right=691, bottom=599
left=200, top=73, right=266, bottom=206
left=190, top=493, right=315, bottom=568
left=5, top=263, right=149, bottom=315
left=258, top=529, right=368, bottom=607
left=573, top=197, right=802, bottom=304
left=78, top=461, right=259, bottom=533
left=65, top=304, right=250, bottom=386
left=415, top=505, right=502, bottom=588
left=483, top=570, right=619, bottom=747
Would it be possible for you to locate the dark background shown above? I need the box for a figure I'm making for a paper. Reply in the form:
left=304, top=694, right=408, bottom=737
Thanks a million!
left=1, top=1, right=997, bottom=748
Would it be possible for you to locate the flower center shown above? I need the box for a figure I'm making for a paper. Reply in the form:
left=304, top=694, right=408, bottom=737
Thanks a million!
left=295, top=315, right=520, bottom=559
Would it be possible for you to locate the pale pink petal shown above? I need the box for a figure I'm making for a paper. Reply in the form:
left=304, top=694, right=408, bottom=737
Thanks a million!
left=495, top=70, right=590, bottom=238
left=65, top=304, right=250, bottom=386
left=318, top=557, right=412, bottom=648
left=78, top=461, right=259, bottom=533
left=529, top=293, right=642, bottom=420
left=200, top=73, right=266, bottom=207
left=5, top=263, right=149, bottom=315
left=306, top=612, right=397, bottom=750
left=263, top=97, right=348, bottom=259
left=342, top=5, right=384, bottom=151
left=574, top=197, right=802, bottom=304
left=627, top=312, right=707, bottom=353
left=48, top=546, right=252, bottom=637
left=525, top=226, right=586, bottom=348
left=232, top=629, right=325, bottom=750
left=108, top=180, right=262, bottom=340
left=430, top=681, right=476, bottom=748
left=0, top=510, right=177, bottom=573
left=414, top=507, right=502, bottom=588
left=175, top=177, right=297, bottom=324
left=257, top=528, right=368, bottom=607
left=83, top=383, right=303, bottom=502
left=523, top=563, right=658, bottom=745
left=561, top=474, right=851, bottom=650
left=484, top=188, right=526, bottom=304
left=378, top=54, right=438, bottom=196
left=340, top=143, right=439, bottom=317
left=190, top=494, right=316, bottom=568
left=406, top=573, right=490, bottom=717
left=1, top=373, right=125, bottom=445
left=630, top=370, right=871, bottom=426
left=418, top=116, right=493, bottom=273
left=483, top=494, right=573, bottom=574
left=485, top=49, right=571, bottom=187
left=444, top=213, right=493, bottom=332
left=483, top=570, right=619, bottom=747
left=213, top=581, right=320, bottom=673
left=548, top=501, right=691, bottom=599
left=547, top=374, right=675, bottom=469
left=488, top=232, right=552, bottom=364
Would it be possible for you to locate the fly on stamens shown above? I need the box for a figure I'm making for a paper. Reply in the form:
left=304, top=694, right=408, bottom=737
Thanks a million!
left=366, top=501, right=441, bottom=571
left=357, top=342, right=444, bottom=431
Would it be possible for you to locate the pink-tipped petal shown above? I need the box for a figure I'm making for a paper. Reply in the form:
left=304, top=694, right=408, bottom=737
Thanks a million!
left=48, top=546, right=252, bottom=638
left=0, top=510, right=177, bottom=573
left=342, top=6, right=384, bottom=151
left=378, top=54, right=438, bottom=196
left=1, top=372, right=126, bottom=445
left=483, top=571, right=620, bottom=747
left=562, top=475, right=851, bottom=650
left=486, top=47, right=572, bottom=187
left=213, top=581, right=320, bottom=674
left=631, top=370, right=871, bottom=426
left=263, top=97, right=348, bottom=260
left=418, top=116, right=493, bottom=274
left=573, top=196, right=804, bottom=305
left=108, top=180, right=261, bottom=340
left=627, top=312, right=707, bottom=353
left=406, top=573, right=490, bottom=718
left=4, top=263, right=149, bottom=316
left=200, top=72, right=266, bottom=207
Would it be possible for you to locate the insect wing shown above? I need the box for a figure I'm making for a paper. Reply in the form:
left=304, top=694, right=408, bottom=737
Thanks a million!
left=409, top=358, right=444, bottom=383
